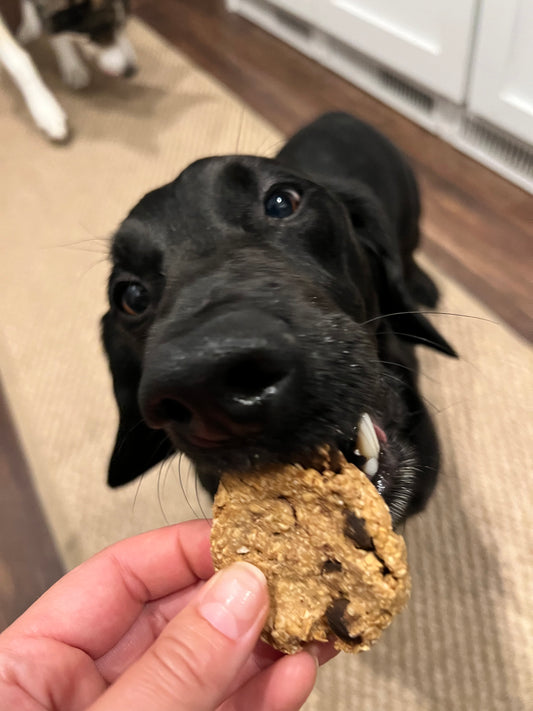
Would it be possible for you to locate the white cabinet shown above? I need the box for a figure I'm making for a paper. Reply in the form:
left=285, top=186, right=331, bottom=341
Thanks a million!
left=227, top=0, right=533, bottom=191
left=230, top=0, right=479, bottom=102
left=468, top=0, right=533, bottom=145
left=258, top=0, right=319, bottom=25
left=316, top=0, right=478, bottom=103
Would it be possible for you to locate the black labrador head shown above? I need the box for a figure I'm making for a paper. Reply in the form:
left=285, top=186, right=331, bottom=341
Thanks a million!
left=102, top=114, right=455, bottom=525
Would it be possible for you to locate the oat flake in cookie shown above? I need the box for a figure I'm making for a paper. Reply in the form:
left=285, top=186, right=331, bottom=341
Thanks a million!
left=210, top=448, right=410, bottom=654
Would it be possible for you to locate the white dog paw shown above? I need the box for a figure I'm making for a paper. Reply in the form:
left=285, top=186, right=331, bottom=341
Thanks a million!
left=17, top=23, right=41, bottom=45
left=61, top=61, right=91, bottom=90
left=29, top=92, right=69, bottom=142
left=17, top=0, right=42, bottom=44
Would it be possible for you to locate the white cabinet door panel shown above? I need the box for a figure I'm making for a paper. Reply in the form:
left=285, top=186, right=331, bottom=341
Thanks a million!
left=468, top=0, right=533, bottom=145
left=316, top=0, right=479, bottom=102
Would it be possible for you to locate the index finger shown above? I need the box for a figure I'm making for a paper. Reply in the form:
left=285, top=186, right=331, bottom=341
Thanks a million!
left=5, top=519, right=214, bottom=659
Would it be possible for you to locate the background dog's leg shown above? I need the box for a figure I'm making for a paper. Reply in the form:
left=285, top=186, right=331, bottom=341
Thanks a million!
left=17, top=0, right=42, bottom=44
left=0, top=17, right=68, bottom=141
left=91, top=33, right=138, bottom=77
left=51, top=35, right=90, bottom=90
left=117, top=34, right=138, bottom=68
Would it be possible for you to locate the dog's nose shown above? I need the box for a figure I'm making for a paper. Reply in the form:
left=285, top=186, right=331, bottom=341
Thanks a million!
left=139, top=310, right=299, bottom=445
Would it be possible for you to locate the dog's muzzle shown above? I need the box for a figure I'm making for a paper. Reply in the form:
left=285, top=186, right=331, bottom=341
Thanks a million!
left=139, top=309, right=300, bottom=448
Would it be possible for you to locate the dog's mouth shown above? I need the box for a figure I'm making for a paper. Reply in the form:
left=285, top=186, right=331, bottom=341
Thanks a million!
left=343, top=412, right=384, bottom=479
left=178, top=406, right=411, bottom=523
left=340, top=412, right=408, bottom=509
left=179, top=411, right=387, bottom=475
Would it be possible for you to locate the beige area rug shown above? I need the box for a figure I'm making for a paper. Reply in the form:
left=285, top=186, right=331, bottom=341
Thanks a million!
left=1, top=19, right=532, bottom=711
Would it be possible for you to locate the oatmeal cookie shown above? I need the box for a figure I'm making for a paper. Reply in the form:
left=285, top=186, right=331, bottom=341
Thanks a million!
left=210, top=448, right=410, bottom=654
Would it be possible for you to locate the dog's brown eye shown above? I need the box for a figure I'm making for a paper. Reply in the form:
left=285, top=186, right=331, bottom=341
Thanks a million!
left=115, top=282, right=150, bottom=316
left=264, top=188, right=301, bottom=218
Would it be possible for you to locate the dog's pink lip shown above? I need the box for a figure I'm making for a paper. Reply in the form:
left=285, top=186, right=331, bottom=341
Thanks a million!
left=184, top=412, right=261, bottom=450
left=188, top=433, right=232, bottom=449
left=373, top=422, right=388, bottom=444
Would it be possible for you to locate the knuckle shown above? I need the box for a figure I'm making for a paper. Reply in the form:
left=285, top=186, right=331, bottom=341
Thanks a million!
left=149, top=631, right=212, bottom=695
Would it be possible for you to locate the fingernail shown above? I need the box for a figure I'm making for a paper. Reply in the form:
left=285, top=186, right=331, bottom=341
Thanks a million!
left=198, top=563, right=267, bottom=640
left=304, top=644, right=321, bottom=670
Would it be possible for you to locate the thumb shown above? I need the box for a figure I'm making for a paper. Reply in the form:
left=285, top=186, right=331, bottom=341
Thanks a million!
left=89, top=562, right=269, bottom=711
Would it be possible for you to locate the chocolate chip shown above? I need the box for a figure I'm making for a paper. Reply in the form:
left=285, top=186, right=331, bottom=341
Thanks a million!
left=374, top=553, right=391, bottom=576
left=326, top=598, right=363, bottom=645
left=322, top=559, right=342, bottom=573
left=344, top=511, right=374, bottom=551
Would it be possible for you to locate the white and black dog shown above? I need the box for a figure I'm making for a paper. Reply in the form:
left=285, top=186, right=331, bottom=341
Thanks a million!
left=0, top=0, right=136, bottom=141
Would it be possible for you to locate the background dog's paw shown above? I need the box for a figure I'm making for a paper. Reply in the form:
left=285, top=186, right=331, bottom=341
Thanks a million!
left=28, top=91, right=70, bottom=143
left=60, top=61, right=91, bottom=90
left=17, top=0, right=42, bottom=44
left=17, top=22, right=41, bottom=45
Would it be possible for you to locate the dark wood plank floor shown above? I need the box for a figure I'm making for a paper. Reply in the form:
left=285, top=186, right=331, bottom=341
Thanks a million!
left=0, top=378, right=64, bottom=630
left=136, top=0, right=532, bottom=341
left=2, top=0, right=531, bottom=630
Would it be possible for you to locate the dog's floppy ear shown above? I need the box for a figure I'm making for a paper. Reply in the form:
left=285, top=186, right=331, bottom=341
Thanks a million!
left=332, top=181, right=457, bottom=357
left=102, top=313, right=174, bottom=487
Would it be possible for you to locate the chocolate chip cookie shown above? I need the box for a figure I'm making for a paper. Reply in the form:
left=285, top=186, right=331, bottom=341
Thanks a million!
left=210, top=448, right=410, bottom=654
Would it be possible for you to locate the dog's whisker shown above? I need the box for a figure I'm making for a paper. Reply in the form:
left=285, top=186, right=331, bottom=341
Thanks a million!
left=51, top=245, right=109, bottom=255
left=379, top=359, right=441, bottom=385
left=363, top=310, right=498, bottom=328
left=384, top=330, right=458, bottom=354
left=156, top=456, right=174, bottom=525
left=429, top=399, right=471, bottom=417
left=131, top=428, right=174, bottom=516
left=131, top=470, right=146, bottom=515
left=62, top=237, right=109, bottom=245
left=381, top=370, right=441, bottom=415
left=155, top=458, right=166, bottom=520
left=113, top=417, right=146, bottom=460
left=76, top=257, right=110, bottom=282
left=45, top=235, right=109, bottom=250
left=389, top=329, right=492, bottom=384
left=175, top=453, right=202, bottom=521
left=194, top=468, right=209, bottom=522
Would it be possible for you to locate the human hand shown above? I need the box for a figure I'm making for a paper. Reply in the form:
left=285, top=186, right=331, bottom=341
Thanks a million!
left=0, top=520, right=336, bottom=710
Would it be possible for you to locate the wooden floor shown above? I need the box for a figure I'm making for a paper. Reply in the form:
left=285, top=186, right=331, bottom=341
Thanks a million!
left=0, top=379, right=64, bottom=630
left=1, top=0, right=531, bottom=630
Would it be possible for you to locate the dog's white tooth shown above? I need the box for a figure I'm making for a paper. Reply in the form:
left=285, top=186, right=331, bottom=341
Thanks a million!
left=363, top=457, right=379, bottom=478
left=356, top=413, right=380, bottom=460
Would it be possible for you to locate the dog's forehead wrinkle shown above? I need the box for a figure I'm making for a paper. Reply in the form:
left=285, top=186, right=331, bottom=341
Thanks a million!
left=112, top=219, right=164, bottom=275
left=177, top=154, right=312, bottom=225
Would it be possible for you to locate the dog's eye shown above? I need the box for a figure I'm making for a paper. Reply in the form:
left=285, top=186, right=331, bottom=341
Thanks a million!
left=264, top=188, right=301, bottom=218
left=114, top=282, right=150, bottom=316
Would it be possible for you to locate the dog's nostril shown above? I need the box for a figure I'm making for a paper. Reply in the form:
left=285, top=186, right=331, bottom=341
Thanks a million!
left=159, top=398, right=192, bottom=424
left=225, top=357, right=288, bottom=399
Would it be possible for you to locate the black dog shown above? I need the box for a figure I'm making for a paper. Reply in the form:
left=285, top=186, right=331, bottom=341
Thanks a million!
left=102, top=112, right=455, bottom=525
